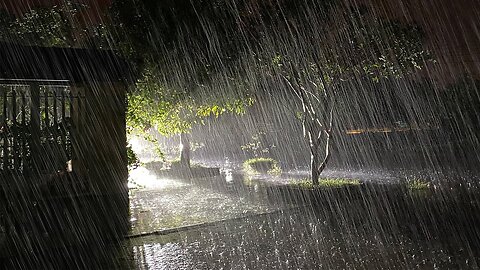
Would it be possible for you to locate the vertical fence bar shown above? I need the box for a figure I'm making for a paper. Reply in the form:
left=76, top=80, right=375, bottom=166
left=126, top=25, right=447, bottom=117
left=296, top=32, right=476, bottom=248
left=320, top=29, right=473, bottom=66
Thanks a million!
left=30, top=83, right=41, bottom=174
left=52, top=88, right=59, bottom=168
left=21, top=92, right=26, bottom=171
left=61, top=91, right=66, bottom=158
left=69, top=90, right=75, bottom=161
left=53, top=88, right=58, bottom=144
left=12, top=89, right=18, bottom=170
left=3, top=90, right=9, bottom=170
left=43, top=87, right=50, bottom=171
left=1, top=89, right=5, bottom=170
left=44, top=88, right=49, bottom=130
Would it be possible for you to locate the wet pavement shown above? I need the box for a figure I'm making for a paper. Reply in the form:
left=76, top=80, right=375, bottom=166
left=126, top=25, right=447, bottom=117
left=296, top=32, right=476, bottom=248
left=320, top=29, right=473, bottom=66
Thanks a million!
left=128, top=167, right=279, bottom=236
left=125, top=209, right=478, bottom=269
left=123, top=166, right=480, bottom=269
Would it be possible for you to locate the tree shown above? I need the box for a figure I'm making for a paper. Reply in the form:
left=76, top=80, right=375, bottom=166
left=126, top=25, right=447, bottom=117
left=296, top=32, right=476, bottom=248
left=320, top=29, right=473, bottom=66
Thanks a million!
left=114, top=1, right=430, bottom=176
left=126, top=63, right=254, bottom=168
left=1, top=1, right=433, bottom=177
left=111, top=0, right=259, bottom=168
left=0, top=1, right=257, bottom=169
left=0, top=1, right=97, bottom=47
left=248, top=4, right=432, bottom=184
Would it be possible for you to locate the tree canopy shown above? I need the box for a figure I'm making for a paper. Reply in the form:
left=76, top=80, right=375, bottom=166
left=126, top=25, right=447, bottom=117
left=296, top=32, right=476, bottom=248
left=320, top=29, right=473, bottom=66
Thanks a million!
left=0, top=0, right=256, bottom=141
left=0, top=1, right=434, bottom=170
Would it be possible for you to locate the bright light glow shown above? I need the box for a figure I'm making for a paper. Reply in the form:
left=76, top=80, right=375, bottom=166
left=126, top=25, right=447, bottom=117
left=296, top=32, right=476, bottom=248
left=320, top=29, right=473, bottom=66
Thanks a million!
left=224, top=168, right=234, bottom=183
left=129, top=136, right=143, bottom=152
left=66, top=160, right=73, bottom=172
left=128, top=167, right=186, bottom=189
left=128, top=135, right=161, bottom=163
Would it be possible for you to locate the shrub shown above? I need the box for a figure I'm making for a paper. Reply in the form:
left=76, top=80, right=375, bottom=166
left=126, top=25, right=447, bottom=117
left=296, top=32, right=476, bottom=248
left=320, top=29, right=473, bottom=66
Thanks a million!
left=290, top=178, right=361, bottom=189
left=243, top=157, right=282, bottom=175
left=406, top=178, right=430, bottom=190
left=127, top=144, right=140, bottom=170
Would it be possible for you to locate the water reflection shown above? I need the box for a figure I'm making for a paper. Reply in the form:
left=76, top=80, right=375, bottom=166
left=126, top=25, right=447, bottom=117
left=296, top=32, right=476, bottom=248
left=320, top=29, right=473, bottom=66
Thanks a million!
left=132, top=243, right=197, bottom=270
left=124, top=170, right=480, bottom=269
left=4, top=169, right=477, bottom=269
left=128, top=172, right=275, bottom=236
left=126, top=208, right=478, bottom=269
left=129, top=167, right=187, bottom=189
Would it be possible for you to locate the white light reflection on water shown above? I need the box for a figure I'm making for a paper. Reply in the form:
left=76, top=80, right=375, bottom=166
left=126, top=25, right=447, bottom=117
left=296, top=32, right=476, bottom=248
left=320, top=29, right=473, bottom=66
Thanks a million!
left=128, top=167, right=187, bottom=189
left=132, top=243, right=197, bottom=270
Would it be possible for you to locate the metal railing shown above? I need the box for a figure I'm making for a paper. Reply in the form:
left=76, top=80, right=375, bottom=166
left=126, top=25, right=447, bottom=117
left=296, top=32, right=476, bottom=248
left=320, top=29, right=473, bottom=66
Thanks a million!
left=0, top=80, right=84, bottom=175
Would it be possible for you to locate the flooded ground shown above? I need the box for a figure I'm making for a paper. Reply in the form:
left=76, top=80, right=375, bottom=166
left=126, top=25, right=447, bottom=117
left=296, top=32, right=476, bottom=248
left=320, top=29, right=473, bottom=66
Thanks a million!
left=2, top=165, right=479, bottom=269
left=122, top=166, right=480, bottom=269
left=125, top=209, right=478, bottom=269
left=129, top=168, right=277, bottom=235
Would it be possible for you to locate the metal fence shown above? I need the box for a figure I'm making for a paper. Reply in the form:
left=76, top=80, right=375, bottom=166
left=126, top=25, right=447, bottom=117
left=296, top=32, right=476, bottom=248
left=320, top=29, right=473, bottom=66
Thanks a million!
left=0, top=80, right=83, bottom=175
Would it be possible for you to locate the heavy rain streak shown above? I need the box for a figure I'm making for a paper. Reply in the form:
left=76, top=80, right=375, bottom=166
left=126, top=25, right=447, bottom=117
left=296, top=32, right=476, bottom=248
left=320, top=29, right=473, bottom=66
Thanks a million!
left=0, top=0, right=480, bottom=269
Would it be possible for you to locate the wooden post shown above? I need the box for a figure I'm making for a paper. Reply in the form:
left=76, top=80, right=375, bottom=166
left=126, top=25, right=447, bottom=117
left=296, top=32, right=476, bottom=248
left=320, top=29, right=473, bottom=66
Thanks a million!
left=83, top=82, right=127, bottom=192
left=80, top=81, right=128, bottom=238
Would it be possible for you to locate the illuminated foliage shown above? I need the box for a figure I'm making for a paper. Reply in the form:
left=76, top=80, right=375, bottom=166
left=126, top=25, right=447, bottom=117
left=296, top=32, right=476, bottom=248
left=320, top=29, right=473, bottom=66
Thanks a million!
left=127, top=64, right=255, bottom=138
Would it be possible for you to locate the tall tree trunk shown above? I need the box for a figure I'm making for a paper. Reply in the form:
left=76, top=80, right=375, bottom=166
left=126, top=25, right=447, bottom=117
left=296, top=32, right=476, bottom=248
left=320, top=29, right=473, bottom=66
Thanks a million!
left=310, top=131, right=332, bottom=185
left=179, top=133, right=190, bottom=169
left=311, top=149, right=321, bottom=185
left=282, top=74, right=334, bottom=186
left=318, top=131, right=332, bottom=174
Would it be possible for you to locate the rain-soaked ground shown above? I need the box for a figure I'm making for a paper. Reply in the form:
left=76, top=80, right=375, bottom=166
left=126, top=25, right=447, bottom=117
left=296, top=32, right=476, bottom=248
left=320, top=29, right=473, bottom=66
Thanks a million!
left=125, top=209, right=477, bottom=269
left=119, top=165, right=480, bottom=269
left=128, top=167, right=278, bottom=235
left=2, top=165, right=480, bottom=269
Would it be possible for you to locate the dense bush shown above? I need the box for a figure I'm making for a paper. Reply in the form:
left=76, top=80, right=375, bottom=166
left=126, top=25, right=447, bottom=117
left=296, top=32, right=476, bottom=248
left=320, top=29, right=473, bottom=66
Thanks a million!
left=243, top=157, right=282, bottom=175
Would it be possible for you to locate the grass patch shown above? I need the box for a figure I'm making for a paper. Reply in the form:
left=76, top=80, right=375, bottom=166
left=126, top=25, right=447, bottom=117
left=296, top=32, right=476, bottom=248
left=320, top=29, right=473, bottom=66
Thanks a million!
left=243, top=157, right=282, bottom=175
left=290, top=178, right=361, bottom=189
left=406, top=178, right=430, bottom=190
